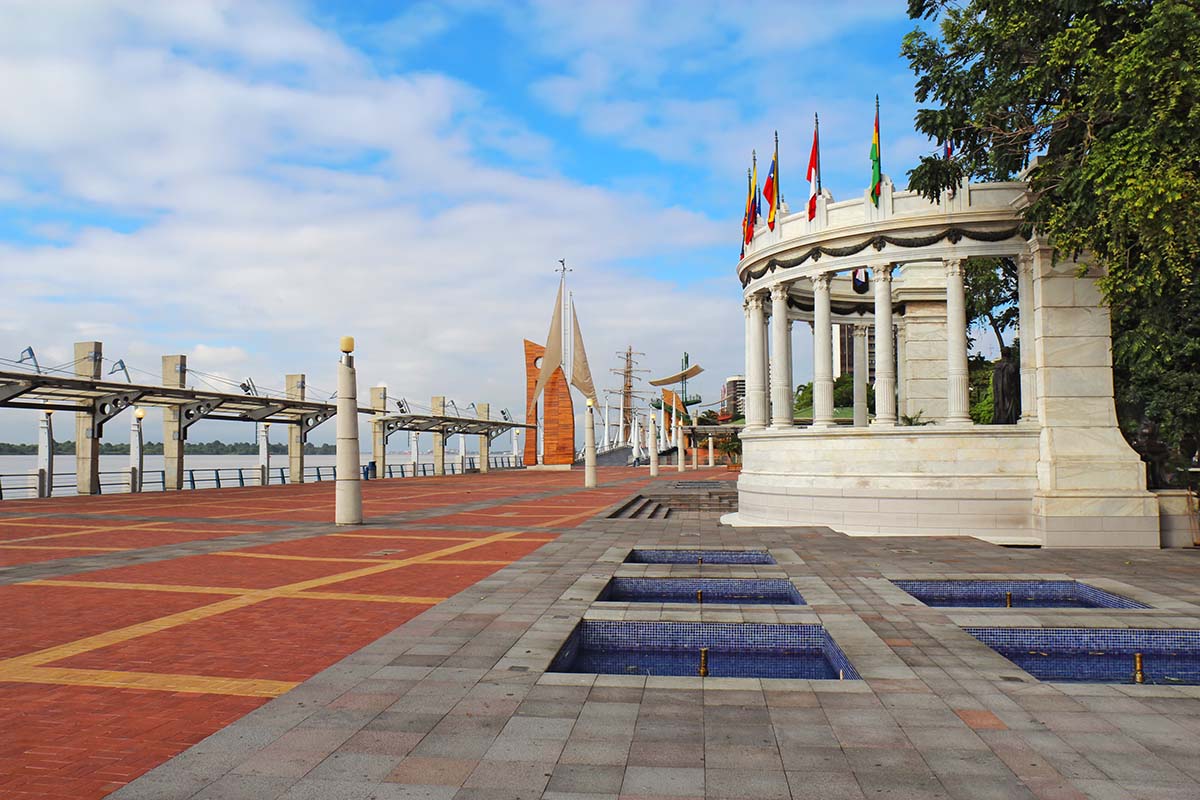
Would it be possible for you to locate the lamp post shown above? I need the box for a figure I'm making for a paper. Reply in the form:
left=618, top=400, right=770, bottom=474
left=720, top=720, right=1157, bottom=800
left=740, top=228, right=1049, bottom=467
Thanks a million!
left=584, top=398, right=597, bottom=488
left=129, top=407, right=144, bottom=493
left=335, top=336, right=362, bottom=524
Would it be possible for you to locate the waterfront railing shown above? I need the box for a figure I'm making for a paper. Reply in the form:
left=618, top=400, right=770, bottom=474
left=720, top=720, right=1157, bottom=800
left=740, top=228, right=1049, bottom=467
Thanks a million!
left=0, top=456, right=525, bottom=500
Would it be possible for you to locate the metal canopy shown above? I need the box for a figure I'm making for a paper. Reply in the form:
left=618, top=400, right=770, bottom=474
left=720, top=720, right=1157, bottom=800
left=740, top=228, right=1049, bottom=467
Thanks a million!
left=379, top=413, right=533, bottom=443
left=649, top=364, right=704, bottom=386
left=0, top=369, right=367, bottom=428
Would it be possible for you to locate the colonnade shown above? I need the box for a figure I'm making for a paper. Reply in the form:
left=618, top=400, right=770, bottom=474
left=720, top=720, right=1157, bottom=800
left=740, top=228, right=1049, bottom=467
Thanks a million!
left=743, top=257, right=1035, bottom=430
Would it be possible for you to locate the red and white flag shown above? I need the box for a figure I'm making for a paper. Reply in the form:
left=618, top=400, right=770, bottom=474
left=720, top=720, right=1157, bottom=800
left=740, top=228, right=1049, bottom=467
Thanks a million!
left=806, top=118, right=820, bottom=221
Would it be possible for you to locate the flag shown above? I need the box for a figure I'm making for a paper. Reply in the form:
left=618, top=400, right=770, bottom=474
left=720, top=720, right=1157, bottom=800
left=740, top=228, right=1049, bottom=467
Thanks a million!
left=747, top=152, right=760, bottom=239
left=869, top=96, right=882, bottom=206
left=806, top=117, right=820, bottom=221
left=943, top=139, right=953, bottom=159
left=852, top=268, right=870, bottom=294
left=763, top=135, right=779, bottom=231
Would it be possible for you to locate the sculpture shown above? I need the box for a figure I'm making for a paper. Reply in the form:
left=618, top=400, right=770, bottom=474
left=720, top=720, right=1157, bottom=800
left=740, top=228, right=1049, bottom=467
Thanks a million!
left=991, top=346, right=1020, bottom=424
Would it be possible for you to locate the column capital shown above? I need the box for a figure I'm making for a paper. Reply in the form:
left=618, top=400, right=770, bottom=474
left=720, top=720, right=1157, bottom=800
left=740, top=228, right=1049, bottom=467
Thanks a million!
left=810, top=272, right=832, bottom=292
left=872, top=264, right=893, bottom=284
left=944, top=257, right=966, bottom=277
left=1016, top=251, right=1034, bottom=274
left=769, top=282, right=791, bottom=302
left=744, top=293, right=765, bottom=313
left=852, top=323, right=870, bottom=339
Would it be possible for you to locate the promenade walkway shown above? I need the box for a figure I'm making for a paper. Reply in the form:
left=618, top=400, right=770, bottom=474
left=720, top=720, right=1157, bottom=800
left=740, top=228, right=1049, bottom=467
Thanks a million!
left=0, top=468, right=663, bottom=799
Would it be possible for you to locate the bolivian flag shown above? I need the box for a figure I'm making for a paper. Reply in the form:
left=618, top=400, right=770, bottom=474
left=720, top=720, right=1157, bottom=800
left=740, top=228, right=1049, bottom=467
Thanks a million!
left=869, top=97, right=882, bottom=206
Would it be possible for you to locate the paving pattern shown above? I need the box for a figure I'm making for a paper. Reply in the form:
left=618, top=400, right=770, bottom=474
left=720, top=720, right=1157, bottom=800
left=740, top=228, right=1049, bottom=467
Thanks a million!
left=7, top=467, right=1200, bottom=799
left=0, top=469, right=655, bottom=799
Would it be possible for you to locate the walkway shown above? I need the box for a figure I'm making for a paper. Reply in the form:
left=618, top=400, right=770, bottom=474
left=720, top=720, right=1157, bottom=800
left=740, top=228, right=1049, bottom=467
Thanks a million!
left=0, top=468, right=659, bottom=799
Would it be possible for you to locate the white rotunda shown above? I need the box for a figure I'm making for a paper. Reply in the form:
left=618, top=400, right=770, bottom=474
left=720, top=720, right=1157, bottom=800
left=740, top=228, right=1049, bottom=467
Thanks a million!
left=731, top=176, right=1165, bottom=548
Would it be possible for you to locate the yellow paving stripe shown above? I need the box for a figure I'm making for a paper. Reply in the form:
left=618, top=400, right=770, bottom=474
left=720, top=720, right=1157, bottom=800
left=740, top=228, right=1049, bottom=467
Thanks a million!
left=1, top=519, right=184, bottom=544
left=332, top=533, right=480, bottom=542
left=0, top=529, right=528, bottom=674
left=33, top=579, right=445, bottom=605
left=0, top=544, right=125, bottom=552
left=214, top=552, right=397, bottom=564
left=1, top=666, right=296, bottom=697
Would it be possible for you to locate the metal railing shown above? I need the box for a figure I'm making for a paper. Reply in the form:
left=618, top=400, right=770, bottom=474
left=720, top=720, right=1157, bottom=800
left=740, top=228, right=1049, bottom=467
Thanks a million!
left=0, top=456, right=525, bottom=500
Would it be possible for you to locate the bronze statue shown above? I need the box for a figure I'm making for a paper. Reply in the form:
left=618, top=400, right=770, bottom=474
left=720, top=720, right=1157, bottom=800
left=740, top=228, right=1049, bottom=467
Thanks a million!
left=991, top=347, right=1020, bottom=424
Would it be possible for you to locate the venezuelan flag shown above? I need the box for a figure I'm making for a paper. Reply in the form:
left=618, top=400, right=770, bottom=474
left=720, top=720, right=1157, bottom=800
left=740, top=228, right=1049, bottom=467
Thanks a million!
left=763, top=136, right=779, bottom=231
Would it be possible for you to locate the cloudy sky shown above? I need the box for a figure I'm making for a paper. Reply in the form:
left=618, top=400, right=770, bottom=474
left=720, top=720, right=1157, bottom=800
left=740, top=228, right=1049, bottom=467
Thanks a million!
left=0, top=0, right=938, bottom=446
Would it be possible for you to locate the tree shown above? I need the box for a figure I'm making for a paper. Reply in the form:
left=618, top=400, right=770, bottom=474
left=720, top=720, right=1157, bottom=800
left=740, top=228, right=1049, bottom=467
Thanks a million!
left=697, top=409, right=720, bottom=426
left=903, top=0, right=1200, bottom=449
left=965, top=258, right=1017, bottom=352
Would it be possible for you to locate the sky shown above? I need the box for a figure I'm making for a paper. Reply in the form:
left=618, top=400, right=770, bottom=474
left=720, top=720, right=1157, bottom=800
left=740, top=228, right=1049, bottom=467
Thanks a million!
left=0, top=0, right=946, bottom=447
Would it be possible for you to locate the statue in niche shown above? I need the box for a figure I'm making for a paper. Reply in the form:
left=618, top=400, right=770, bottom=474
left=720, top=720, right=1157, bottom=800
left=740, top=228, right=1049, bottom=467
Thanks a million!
left=991, top=347, right=1020, bottom=424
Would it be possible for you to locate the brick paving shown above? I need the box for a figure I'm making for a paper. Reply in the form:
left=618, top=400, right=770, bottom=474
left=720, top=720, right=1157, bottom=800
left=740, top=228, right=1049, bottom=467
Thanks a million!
left=5, top=466, right=1200, bottom=799
left=0, top=468, right=653, bottom=799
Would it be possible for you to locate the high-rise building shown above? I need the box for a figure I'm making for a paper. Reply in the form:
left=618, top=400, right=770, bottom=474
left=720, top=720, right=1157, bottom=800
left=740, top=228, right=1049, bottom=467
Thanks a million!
left=718, top=375, right=745, bottom=422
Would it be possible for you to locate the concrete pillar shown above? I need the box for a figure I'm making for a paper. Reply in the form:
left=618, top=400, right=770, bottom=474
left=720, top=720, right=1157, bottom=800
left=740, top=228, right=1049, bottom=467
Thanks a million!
left=944, top=258, right=972, bottom=425
left=690, top=431, right=698, bottom=470
left=431, top=396, right=446, bottom=476
left=286, top=373, right=306, bottom=483
left=872, top=266, right=897, bottom=426
left=659, top=405, right=667, bottom=450
left=477, top=402, right=490, bottom=473
left=896, top=320, right=908, bottom=419
left=769, top=283, right=794, bottom=428
left=370, top=386, right=387, bottom=479
left=852, top=324, right=869, bottom=427
left=512, top=428, right=520, bottom=459
left=335, top=338, right=362, bottom=525
left=811, top=275, right=835, bottom=428
left=410, top=431, right=420, bottom=476
left=73, top=341, right=102, bottom=495
left=707, top=435, right=714, bottom=467
left=648, top=416, right=658, bottom=476
left=584, top=401, right=597, bottom=488
left=744, top=294, right=768, bottom=430
left=162, top=355, right=186, bottom=491
left=258, top=423, right=270, bottom=486
left=129, top=407, right=144, bottom=493
left=676, top=424, right=685, bottom=472
left=1028, top=242, right=1157, bottom=546
left=36, top=411, right=54, bottom=498
left=1016, top=253, right=1038, bottom=424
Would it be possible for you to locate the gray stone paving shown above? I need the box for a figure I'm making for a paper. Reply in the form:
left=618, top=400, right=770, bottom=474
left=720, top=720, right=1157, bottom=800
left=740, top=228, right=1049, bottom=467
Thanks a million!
left=109, top=474, right=1200, bottom=800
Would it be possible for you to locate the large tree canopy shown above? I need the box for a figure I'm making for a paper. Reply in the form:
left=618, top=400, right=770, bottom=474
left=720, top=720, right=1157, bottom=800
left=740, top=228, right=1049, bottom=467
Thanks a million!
left=903, top=0, right=1200, bottom=450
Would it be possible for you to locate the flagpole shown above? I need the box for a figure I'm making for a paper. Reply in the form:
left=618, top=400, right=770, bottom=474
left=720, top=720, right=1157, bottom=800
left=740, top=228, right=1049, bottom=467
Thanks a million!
left=774, top=130, right=780, bottom=209
left=815, top=112, right=822, bottom=193
left=875, top=94, right=881, bottom=178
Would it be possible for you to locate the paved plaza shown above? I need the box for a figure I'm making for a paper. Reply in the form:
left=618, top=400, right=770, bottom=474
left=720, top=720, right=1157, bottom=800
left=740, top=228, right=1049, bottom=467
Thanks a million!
left=2, top=468, right=1199, bottom=799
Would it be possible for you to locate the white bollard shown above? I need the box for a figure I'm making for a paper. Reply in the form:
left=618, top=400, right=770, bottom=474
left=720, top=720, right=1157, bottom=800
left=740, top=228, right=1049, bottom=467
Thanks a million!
left=676, top=424, right=685, bottom=472
left=584, top=399, right=597, bottom=488
left=708, top=434, right=714, bottom=468
left=335, top=336, right=363, bottom=524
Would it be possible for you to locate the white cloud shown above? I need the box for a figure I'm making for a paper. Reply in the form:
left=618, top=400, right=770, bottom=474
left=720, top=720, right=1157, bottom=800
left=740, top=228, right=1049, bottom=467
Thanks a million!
left=0, top=0, right=744, bottom=446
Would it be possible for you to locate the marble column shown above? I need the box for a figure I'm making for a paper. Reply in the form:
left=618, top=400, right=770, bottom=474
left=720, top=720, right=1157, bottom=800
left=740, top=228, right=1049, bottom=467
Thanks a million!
left=811, top=274, right=834, bottom=428
left=852, top=324, right=869, bottom=427
left=1016, top=253, right=1038, bottom=424
left=744, top=294, right=769, bottom=430
left=769, top=283, right=794, bottom=428
left=895, top=320, right=908, bottom=420
left=871, top=266, right=897, bottom=426
left=944, top=258, right=972, bottom=425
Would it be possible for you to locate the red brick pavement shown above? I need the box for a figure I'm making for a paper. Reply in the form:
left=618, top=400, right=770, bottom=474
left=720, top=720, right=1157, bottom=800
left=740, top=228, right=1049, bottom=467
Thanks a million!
left=0, top=467, right=660, bottom=798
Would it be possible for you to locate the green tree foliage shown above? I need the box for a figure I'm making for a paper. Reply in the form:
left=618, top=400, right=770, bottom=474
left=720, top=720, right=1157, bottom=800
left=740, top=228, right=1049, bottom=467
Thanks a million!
left=903, top=0, right=1200, bottom=447
left=965, top=258, right=1018, bottom=351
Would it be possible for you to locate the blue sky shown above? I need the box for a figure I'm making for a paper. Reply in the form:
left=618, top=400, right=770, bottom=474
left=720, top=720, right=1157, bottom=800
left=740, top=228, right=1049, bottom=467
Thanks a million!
left=0, top=1, right=941, bottom=445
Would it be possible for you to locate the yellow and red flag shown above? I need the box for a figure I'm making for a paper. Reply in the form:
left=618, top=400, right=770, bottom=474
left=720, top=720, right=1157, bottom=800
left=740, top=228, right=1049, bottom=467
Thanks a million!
left=762, top=133, right=779, bottom=231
